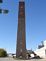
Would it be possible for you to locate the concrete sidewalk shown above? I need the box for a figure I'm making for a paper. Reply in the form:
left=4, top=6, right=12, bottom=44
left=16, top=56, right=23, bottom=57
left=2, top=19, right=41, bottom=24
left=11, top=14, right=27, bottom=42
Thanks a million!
left=0, top=57, right=46, bottom=61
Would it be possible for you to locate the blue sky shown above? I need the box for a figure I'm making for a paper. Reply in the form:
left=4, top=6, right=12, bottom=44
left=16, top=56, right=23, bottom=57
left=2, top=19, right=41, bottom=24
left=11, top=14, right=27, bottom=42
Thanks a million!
left=0, top=0, right=46, bottom=53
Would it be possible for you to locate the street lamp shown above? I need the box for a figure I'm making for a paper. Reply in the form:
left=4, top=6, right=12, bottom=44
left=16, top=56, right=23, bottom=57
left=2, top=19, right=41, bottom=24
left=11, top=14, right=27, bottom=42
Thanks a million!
left=0, top=0, right=3, bottom=3
left=0, top=9, right=2, bottom=13
left=2, top=9, right=9, bottom=14
left=0, top=9, right=9, bottom=14
left=0, top=0, right=9, bottom=14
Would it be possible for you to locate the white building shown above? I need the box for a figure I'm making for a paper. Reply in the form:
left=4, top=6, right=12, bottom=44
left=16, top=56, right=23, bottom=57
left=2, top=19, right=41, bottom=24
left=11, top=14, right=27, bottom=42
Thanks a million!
left=35, top=40, right=46, bottom=58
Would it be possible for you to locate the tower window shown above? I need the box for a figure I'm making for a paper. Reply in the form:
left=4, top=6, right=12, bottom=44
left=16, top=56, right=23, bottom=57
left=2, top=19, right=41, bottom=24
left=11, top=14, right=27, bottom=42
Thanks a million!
left=21, top=6, right=23, bottom=8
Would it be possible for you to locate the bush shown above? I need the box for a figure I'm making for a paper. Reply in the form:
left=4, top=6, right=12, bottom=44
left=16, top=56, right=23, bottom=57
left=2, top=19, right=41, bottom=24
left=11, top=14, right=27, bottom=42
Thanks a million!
left=0, top=49, right=7, bottom=57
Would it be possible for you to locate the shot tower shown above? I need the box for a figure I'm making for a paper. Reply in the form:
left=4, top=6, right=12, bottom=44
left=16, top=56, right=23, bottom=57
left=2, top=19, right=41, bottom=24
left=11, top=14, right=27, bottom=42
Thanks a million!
left=16, top=0, right=26, bottom=59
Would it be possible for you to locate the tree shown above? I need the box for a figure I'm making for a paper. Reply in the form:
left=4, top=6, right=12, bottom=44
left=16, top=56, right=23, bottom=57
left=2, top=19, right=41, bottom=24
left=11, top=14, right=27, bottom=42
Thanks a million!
left=0, top=49, right=7, bottom=57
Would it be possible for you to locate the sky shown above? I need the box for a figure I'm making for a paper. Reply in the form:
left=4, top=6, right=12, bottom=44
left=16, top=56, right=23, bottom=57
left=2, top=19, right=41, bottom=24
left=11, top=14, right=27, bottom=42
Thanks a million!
left=0, top=0, right=46, bottom=53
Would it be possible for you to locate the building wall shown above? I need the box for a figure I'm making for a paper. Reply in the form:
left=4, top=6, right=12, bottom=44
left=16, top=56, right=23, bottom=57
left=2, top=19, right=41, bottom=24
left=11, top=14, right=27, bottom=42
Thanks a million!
left=35, top=47, right=45, bottom=58
left=35, top=40, right=46, bottom=58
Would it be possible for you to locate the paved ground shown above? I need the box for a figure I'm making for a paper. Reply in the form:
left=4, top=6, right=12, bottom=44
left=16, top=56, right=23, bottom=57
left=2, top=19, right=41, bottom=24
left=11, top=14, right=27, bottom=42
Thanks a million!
left=0, top=57, right=46, bottom=61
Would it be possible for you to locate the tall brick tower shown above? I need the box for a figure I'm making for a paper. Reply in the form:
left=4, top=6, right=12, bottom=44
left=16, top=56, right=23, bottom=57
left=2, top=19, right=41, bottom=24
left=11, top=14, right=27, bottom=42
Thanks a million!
left=16, top=0, right=26, bottom=59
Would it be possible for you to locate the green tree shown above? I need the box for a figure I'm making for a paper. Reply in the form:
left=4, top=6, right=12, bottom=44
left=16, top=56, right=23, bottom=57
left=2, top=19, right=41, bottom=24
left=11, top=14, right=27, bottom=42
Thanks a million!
left=0, top=49, right=7, bottom=57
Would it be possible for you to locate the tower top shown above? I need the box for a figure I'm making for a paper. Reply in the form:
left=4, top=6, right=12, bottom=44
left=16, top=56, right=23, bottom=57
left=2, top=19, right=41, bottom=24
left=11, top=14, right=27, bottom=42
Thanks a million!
left=20, top=0, right=24, bottom=2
